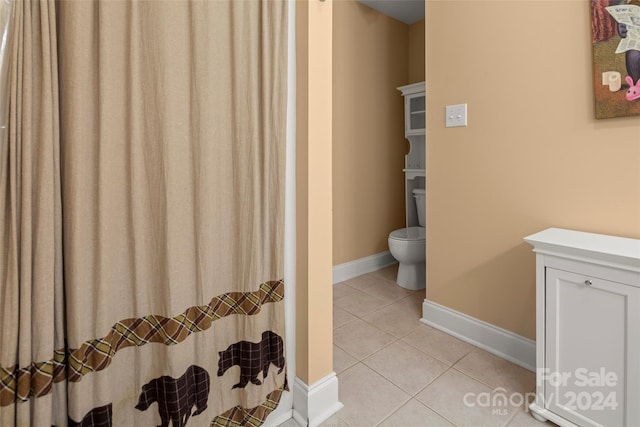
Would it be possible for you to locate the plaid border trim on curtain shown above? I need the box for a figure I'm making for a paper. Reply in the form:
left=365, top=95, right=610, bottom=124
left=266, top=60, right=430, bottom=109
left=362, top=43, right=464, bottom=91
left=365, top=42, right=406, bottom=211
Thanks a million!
left=0, top=280, right=284, bottom=405
left=211, top=378, right=288, bottom=427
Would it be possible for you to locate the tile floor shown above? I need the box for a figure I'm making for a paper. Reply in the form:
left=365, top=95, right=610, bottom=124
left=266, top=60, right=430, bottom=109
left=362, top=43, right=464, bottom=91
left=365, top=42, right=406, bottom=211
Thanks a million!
left=280, top=265, right=553, bottom=427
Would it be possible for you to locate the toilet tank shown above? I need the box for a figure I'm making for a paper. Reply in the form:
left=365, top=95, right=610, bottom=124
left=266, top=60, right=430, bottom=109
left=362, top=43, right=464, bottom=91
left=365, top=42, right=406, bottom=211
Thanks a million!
left=412, top=188, right=426, bottom=227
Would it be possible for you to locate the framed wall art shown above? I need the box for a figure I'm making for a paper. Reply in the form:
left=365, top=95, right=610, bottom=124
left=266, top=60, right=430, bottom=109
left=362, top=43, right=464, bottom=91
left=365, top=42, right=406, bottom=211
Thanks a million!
left=591, top=0, right=640, bottom=119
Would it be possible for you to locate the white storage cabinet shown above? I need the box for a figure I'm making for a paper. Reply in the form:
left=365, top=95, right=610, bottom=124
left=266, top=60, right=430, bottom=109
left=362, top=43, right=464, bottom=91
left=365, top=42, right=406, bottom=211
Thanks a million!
left=404, top=89, right=425, bottom=136
left=397, top=82, right=425, bottom=227
left=525, top=228, right=640, bottom=427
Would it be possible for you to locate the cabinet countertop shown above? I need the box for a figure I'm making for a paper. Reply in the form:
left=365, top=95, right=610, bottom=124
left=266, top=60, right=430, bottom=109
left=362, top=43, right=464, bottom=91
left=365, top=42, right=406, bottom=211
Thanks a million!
left=524, top=228, right=640, bottom=271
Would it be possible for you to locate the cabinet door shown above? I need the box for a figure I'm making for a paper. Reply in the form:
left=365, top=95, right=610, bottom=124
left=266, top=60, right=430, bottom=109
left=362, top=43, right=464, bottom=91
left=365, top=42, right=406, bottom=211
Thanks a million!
left=406, top=93, right=425, bottom=135
left=545, top=268, right=640, bottom=427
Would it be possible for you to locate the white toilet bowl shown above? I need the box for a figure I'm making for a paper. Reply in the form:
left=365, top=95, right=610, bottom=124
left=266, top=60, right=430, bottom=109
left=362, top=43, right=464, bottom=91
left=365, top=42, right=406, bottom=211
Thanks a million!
left=388, top=226, right=425, bottom=290
left=388, top=188, right=426, bottom=290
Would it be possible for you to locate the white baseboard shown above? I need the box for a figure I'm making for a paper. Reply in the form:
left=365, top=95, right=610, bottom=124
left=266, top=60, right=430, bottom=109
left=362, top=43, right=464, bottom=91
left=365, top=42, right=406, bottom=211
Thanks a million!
left=263, top=409, right=295, bottom=427
left=292, top=373, right=343, bottom=427
left=333, top=251, right=397, bottom=284
left=422, top=300, right=536, bottom=372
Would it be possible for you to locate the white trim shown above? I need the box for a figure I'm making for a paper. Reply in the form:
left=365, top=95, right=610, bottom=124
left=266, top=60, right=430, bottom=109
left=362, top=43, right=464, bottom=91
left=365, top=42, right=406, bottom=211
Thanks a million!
left=397, top=81, right=426, bottom=96
left=528, top=403, right=580, bottom=427
left=265, top=1, right=296, bottom=425
left=524, top=228, right=640, bottom=273
left=292, top=373, right=343, bottom=427
left=263, top=410, right=296, bottom=427
left=422, top=300, right=536, bottom=372
left=333, top=251, right=397, bottom=284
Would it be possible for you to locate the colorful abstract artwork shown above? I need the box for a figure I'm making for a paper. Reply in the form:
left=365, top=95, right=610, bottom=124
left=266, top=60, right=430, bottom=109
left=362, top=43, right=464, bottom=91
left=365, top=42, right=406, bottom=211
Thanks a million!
left=591, top=0, right=640, bottom=118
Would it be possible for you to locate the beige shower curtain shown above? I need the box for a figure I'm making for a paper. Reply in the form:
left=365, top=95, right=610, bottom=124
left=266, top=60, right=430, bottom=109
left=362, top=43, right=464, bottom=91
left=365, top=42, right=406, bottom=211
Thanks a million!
left=0, top=1, right=288, bottom=426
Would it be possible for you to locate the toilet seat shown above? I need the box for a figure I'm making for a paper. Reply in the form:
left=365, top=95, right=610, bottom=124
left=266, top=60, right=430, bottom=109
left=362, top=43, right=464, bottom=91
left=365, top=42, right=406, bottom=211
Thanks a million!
left=389, top=226, right=425, bottom=242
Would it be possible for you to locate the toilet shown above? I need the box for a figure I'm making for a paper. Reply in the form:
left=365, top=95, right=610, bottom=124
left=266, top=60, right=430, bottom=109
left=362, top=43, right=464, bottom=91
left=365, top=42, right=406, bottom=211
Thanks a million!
left=388, top=188, right=426, bottom=290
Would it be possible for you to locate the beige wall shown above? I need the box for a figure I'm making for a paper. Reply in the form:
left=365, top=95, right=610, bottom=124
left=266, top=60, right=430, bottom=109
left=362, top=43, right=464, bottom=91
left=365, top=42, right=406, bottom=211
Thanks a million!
left=426, top=1, right=640, bottom=340
left=296, top=0, right=334, bottom=385
left=408, top=19, right=425, bottom=84
left=332, top=1, right=412, bottom=265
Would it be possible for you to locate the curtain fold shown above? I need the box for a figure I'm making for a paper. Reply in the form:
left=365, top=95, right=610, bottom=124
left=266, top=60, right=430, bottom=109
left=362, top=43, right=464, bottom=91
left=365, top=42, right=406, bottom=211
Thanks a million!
left=0, top=0, right=64, bottom=425
left=0, top=1, right=288, bottom=425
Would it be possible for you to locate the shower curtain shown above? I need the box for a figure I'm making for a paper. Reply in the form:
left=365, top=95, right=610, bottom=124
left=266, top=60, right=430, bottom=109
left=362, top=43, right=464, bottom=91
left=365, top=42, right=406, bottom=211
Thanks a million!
left=0, top=1, right=288, bottom=426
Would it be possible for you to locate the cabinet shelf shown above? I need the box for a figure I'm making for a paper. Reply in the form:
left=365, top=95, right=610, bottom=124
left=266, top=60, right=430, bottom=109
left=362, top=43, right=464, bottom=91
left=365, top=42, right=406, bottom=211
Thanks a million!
left=403, top=168, right=425, bottom=180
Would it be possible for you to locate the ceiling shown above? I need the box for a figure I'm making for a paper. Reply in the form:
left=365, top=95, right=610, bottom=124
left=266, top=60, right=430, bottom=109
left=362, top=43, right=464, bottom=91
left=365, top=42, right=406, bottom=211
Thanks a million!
left=356, top=0, right=425, bottom=25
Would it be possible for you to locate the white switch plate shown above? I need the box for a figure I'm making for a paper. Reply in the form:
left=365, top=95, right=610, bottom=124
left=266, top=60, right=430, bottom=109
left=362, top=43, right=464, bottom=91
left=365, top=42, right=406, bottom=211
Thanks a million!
left=445, top=104, right=467, bottom=127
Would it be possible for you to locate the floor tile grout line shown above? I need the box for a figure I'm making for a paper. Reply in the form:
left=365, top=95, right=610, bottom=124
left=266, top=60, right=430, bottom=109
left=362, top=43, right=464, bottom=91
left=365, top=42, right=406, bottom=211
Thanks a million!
left=361, top=351, right=449, bottom=401
left=333, top=305, right=424, bottom=345
left=335, top=298, right=470, bottom=379
left=419, top=398, right=460, bottom=427
left=405, top=366, right=463, bottom=427
left=449, top=363, right=505, bottom=392
left=408, top=365, right=515, bottom=427
left=351, top=285, right=423, bottom=306
left=349, top=334, right=405, bottom=364
left=502, top=400, right=526, bottom=427
left=444, top=365, right=533, bottom=427
left=335, top=302, right=423, bottom=327
left=333, top=315, right=359, bottom=331
left=337, top=267, right=399, bottom=285
left=336, top=313, right=439, bottom=365
left=416, top=365, right=528, bottom=427
left=399, top=337, right=473, bottom=368
left=334, top=271, right=424, bottom=306
left=334, top=293, right=425, bottom=336
left=337, top=271, right=448, bottom=426
left=450, top=355, right=537, bottom=397
left=333, top=360, right=413, bottom=427
left=352, top=336, right=486, bottom=424
left=334, top=274, right=423, bottom=304
left=330, top=269, right=540, bottom=427
left=358, top=315, right=424, bottom=339
left=334, top=292, right=416, bottom=318
left=371, top=394, right=413, bottom=427
left=345, top=324, right=502, bottom=424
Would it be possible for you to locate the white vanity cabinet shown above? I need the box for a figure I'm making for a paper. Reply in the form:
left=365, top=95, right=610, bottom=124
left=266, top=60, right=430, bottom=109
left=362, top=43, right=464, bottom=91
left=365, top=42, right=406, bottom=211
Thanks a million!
left=525, top=228, right=640, bottom=427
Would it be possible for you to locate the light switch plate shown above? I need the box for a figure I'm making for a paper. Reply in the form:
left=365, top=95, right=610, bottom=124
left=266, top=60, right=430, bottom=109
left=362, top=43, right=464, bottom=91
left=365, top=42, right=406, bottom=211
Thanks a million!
left=445, top=104, right=467, bottom=127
